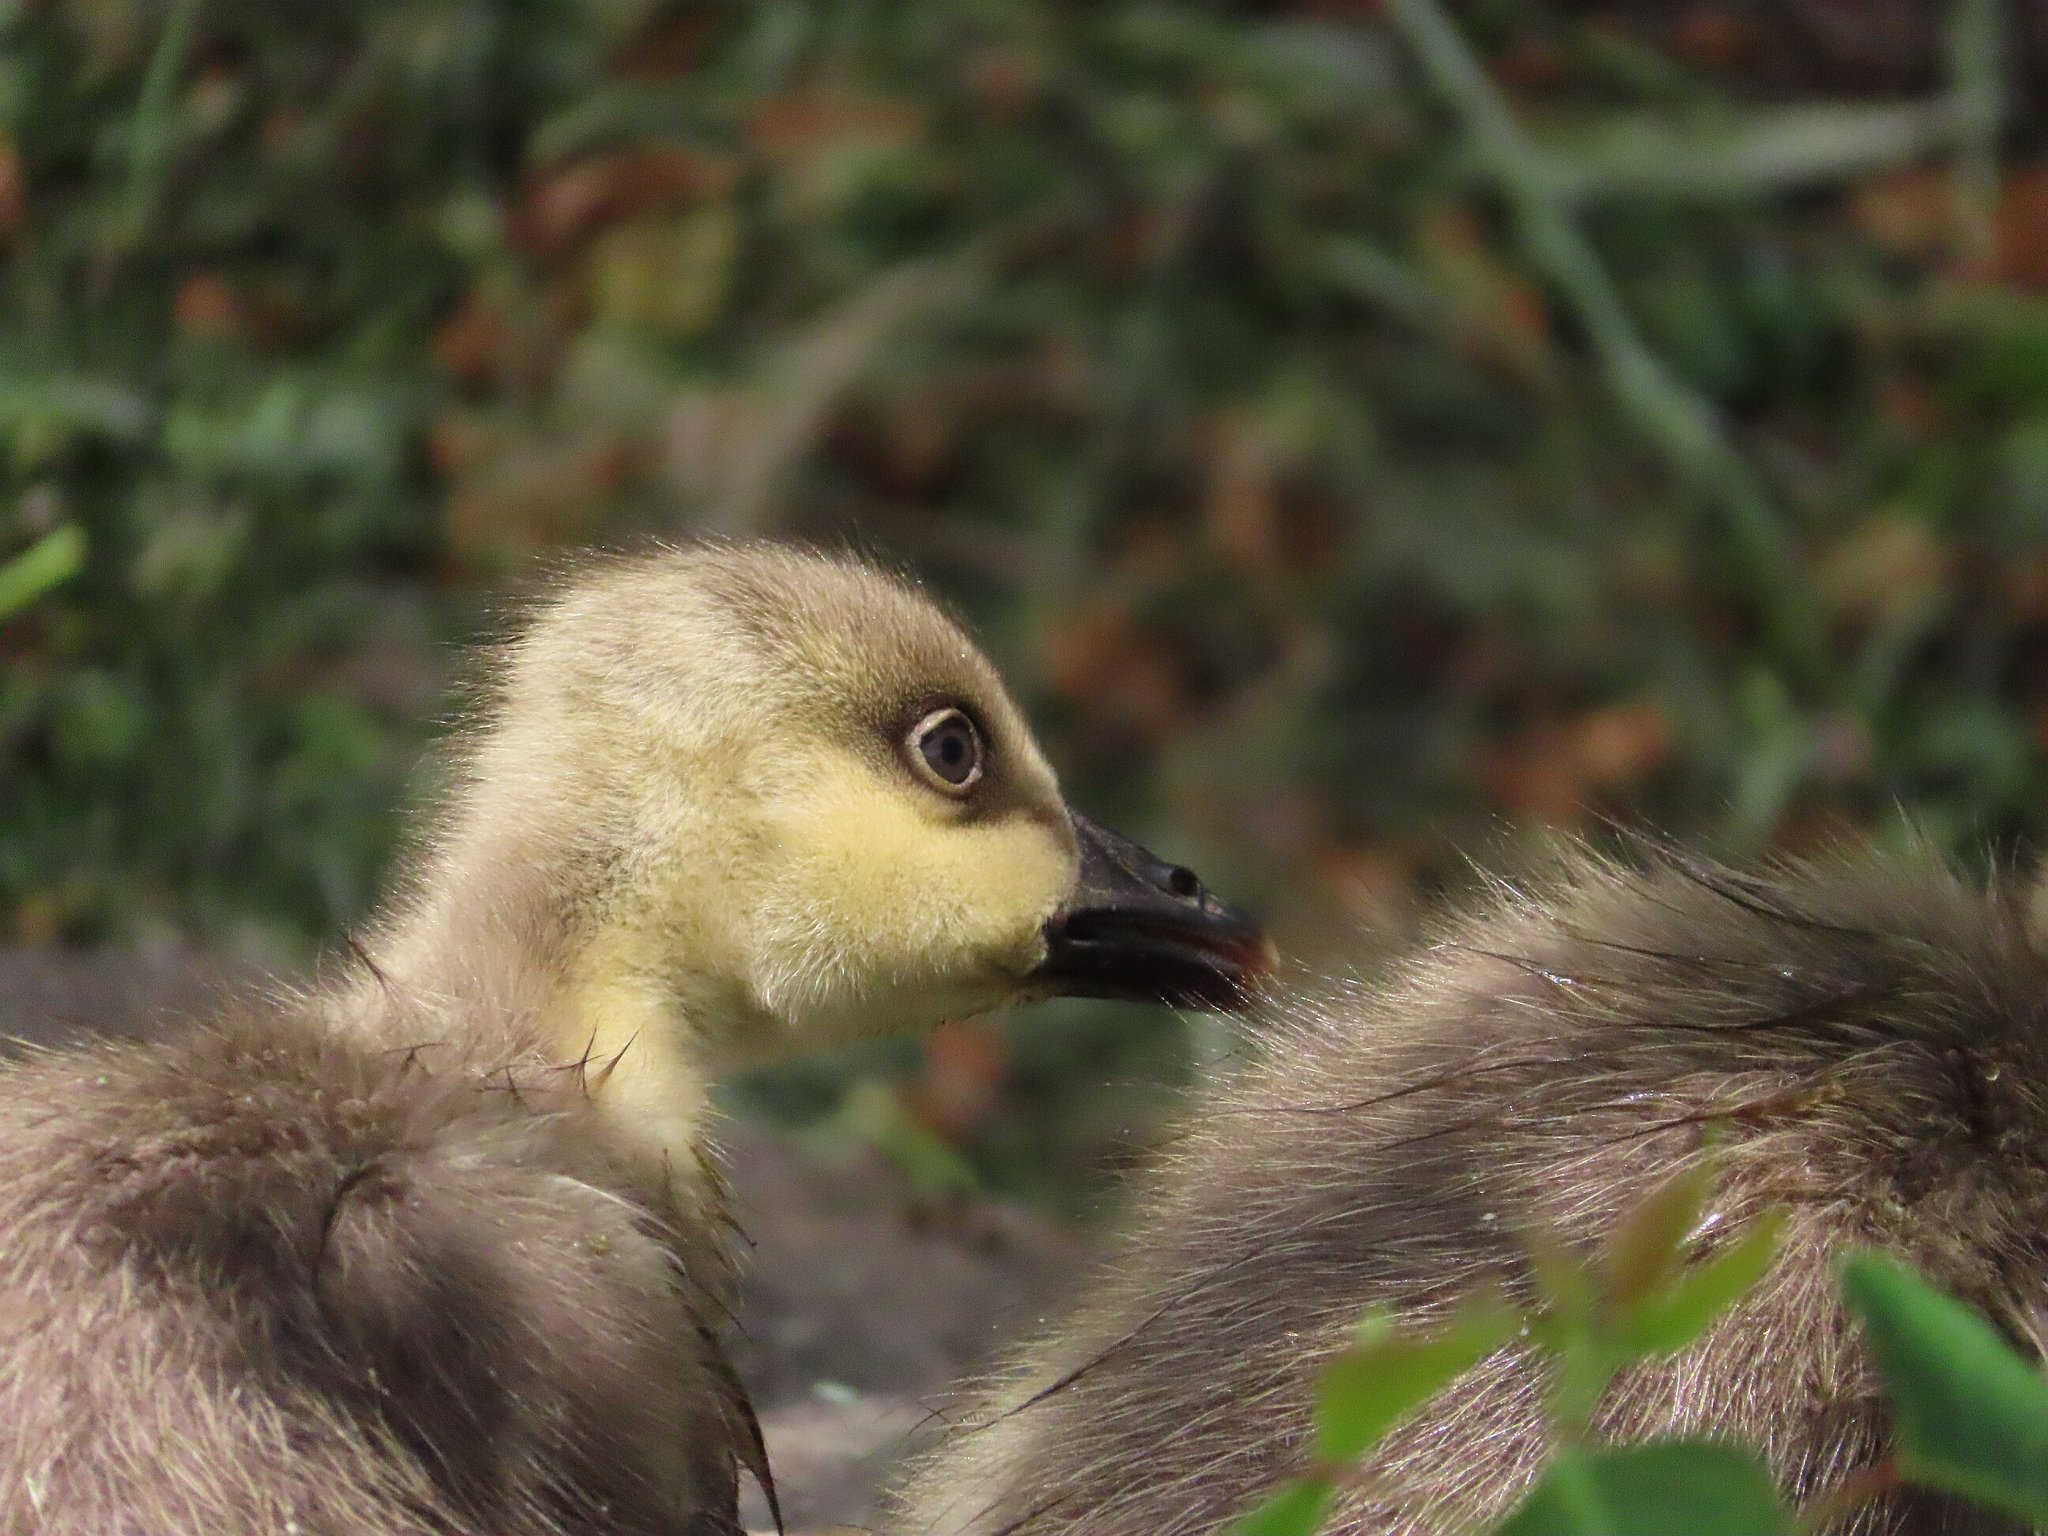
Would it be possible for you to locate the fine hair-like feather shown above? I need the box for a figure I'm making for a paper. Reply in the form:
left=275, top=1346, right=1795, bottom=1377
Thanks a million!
left=0, top=982, right=768, bottom=1536
left=900, top=839, right=2048, bottom=1536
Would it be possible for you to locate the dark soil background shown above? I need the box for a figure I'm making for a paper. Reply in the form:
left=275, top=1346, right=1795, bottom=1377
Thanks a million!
left=0, top=947, right=1084, bottom=1533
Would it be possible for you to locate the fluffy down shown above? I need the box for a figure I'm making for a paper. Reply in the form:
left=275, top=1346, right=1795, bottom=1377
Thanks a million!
left=0, top=987, right=763, bottom=1536
left=900, top=841, right=2048, bottom=1536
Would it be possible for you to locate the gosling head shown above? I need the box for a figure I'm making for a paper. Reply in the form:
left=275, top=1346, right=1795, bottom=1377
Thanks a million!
left=373, top=544, right=1269, bottom=1155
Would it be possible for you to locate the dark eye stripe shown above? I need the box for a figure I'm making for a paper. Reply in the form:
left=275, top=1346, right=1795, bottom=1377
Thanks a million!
left=907, top=707, right=984, bottom=794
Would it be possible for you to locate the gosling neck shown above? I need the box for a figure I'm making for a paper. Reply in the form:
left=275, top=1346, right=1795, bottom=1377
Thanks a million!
left=367, top=816, right=740, bottom=1178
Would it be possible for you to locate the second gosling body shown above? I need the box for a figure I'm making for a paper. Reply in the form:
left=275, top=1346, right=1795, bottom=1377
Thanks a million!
left=901, top=841, right=2048, bottom=1536
left=0, top=544, right=1269, bottom=1536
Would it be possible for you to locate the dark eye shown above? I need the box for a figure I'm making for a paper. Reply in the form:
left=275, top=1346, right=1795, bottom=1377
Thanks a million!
left=907, top=707, right=984, bottom=794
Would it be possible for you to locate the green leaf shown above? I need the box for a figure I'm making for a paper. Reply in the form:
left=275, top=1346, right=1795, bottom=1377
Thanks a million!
left=0, top=524, right=85, bottom=620
left=1839, top=1250, right=2048, bottom=1523
left=1526, top=1232, right=1598, bottom=1337
left=1600, top=1161, right=1712, bottom=1311
left=1522, top=1234, right=1615, bottom=1435
left=1229, top=1476, right=1334, bottom=1536
left=1617, top=1210, right=1784, bottom=1359
left=1316, top=1295, right=1514, bottom=1463
left=1491, top=1441, right=1792, bottom=1536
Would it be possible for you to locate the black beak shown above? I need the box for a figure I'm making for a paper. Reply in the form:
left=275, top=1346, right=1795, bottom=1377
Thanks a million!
left=1029, top=813, right=1275, bottom=1012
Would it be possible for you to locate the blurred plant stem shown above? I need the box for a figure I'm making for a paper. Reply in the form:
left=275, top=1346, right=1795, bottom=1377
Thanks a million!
left=707, top=254, right=985, bottom=534
left=1386, top=0, right=1824, bottom=691
left=1534, top=103, right=1970, bottom=206
left=1947, top=0, right=2007, bottom=266
left=119, top=0, right=204, bottom=249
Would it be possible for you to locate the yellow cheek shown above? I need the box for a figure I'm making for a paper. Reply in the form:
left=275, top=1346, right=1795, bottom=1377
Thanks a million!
left=751, top=768, right=1074, bottom=1026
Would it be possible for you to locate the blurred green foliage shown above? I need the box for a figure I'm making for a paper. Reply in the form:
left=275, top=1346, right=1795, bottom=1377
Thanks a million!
left=11, top=0, right=2048, bottom=1191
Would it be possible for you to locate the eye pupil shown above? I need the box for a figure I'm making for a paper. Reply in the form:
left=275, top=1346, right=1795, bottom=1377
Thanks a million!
left=909, top=709, right=983, bottom=792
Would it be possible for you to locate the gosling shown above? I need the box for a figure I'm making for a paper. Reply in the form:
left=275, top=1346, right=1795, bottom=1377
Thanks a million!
left=0, top=543, right=1269, bottom=1536
left=900, top=839, right=2047, bottom=1536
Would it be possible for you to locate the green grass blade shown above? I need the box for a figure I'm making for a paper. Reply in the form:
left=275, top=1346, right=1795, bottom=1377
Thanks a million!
left=0, top=525, right=86, bottom=620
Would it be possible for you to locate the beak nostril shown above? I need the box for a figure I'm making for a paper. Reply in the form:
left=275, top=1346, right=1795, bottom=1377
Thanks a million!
left=1052, top=812, right=1268, bottom=1010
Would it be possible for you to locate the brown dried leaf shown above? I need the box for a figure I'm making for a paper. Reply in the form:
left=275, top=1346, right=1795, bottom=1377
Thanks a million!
left=1572, top=699, right=1669, bottom=788
left=1200, top=412, right=1285, bottom=575
left=1672, top=8, right=1755, bottom=68
left=963, top=49, right=1047, bottom=117
left=1994, top=164, right=2048, bottom=292
left=610, top=13, right=716, bottom=82
left=171, top=272, right=247, bottom=343
left=1999, top=551, right=2048, bottom=621
left=1415, top=203, right=1557, bottom=385
left=912, top=1017, right=1009, bottom=1140
left=745, top=91, right=927, bottom=164
left=519, top=146, right=737, bottom=258
left=1481, top=723, right=1585, bottom=822
left=1849, top=166, right=1953, bottom=262
left=0, top=133, right=23, bottom=244
left=1816, top=514, right=1950, bottom=626
left=424, top=413, right=497, bottom=479
left=1043, top=604, right=1184, bottom=738
left=431, top=291, right=511, bottom=384
left=443, top=436, right=643, bottom=566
